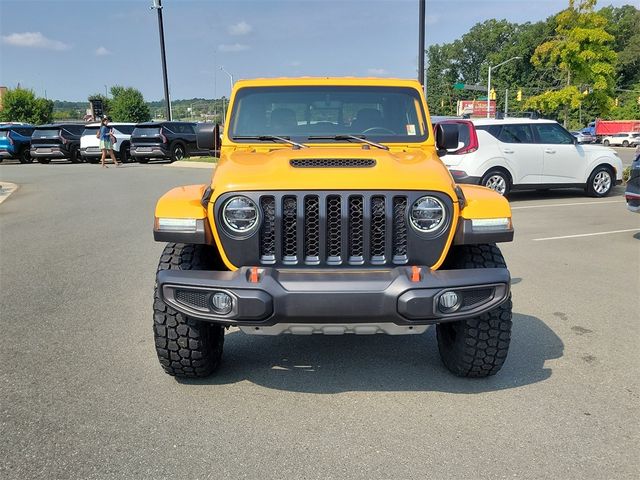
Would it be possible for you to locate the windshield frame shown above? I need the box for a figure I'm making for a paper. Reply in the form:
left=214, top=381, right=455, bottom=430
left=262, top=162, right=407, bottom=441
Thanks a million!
left=228, top=85, right=429, bottom=144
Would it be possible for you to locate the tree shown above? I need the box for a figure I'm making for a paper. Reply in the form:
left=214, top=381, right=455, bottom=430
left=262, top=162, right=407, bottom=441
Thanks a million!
left=0, top=88, right=53, bottom=124
left=108, top=86, right=151, bottom=122
left=525, top=0, right=617, bottom=125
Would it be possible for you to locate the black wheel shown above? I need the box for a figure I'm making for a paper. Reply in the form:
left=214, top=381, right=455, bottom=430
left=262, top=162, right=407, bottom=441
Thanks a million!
left=603, top=139, right=610, bottom=146
left=170, top=143, right=185, bottom=163
left=138, top=157, right=149, bottom=164
left=87, top=158, right=100, bottom=164
left=119, top=146, right=130, bottom=163
left=153, top=243, right=224, bottom=378
left=585, top=166, right=614, bottom=197
left=69, top=146, right=80, bottom=163
left=481, top=169, right=511, bottom=196
left=622, top=140, right=629, bottom=147
left=37, top=158, right=51, bottom=164
left=436, top=244, right=513, bottom=378
left=19, top=147, right=32, bottom=164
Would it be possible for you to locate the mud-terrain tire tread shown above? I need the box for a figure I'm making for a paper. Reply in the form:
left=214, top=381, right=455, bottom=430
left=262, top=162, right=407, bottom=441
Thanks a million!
left=153, top=243, right=224, bottom=378
left=437, top=244, right=512, bottom=378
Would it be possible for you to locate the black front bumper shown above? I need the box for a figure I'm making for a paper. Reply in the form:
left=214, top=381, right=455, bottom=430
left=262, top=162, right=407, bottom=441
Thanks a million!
left=157, top=266, right=510, bottom=326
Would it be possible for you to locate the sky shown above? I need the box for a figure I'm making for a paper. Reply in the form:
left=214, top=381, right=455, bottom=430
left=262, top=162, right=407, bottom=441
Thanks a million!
left=0, top=0, right=634, bottom=101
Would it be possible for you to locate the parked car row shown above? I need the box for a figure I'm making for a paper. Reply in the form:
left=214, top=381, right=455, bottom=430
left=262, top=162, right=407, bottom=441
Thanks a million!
left=602, top=132, right=640, bottom=147
left=436, top=118, right=624, bottom=197
left=0, top=121, right=211, bottom=164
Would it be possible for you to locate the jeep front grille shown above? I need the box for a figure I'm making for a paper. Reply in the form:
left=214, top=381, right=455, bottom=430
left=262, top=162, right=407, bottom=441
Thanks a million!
left=257, top=193, right=410, bottom=266
left=290, top=158, right=376, bottom=168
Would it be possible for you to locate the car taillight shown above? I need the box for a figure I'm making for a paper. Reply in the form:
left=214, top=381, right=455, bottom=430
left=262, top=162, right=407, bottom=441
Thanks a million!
left=7, top=131, right=14, bottom=145
left=60, top=130, right=68, bottom=144
left=160, top=129, right=168, bottom=144
left=457, top=124, right=479, bottom=155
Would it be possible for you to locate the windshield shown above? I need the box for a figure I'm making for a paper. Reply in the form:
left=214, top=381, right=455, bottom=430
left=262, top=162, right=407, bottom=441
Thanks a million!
left=133, top=127, right=161, bottom=137
left=33, top=129, right=60, bottom=138
left=229, top=86, right=428, bottom=143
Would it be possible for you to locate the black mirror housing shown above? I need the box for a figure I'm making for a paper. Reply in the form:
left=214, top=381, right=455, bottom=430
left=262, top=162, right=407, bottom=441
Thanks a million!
left=196, top=123, right=221, bottom=154
left=435, top=123, right=459, bottom=154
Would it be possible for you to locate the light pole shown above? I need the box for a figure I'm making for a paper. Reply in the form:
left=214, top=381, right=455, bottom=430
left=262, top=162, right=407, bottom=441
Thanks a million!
left=151, top=0, right=171, bottom=120
left=219, top=66, right=234, bottom=125
left=418, top=0, right=425, bottom=87
left=487, top=56, right=521, bottom=118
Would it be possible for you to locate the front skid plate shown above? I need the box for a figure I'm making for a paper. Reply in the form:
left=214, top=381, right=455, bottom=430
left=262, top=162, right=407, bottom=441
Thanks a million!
left=240, top=323, right=429, bottom=336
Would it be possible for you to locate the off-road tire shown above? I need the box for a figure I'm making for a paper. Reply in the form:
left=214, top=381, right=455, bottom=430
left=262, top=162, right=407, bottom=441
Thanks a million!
left=19, top=147, right=32, bottom=164
left=37, top=158, right=51, bottom=164
left=153, top=243, right=224, bottom=378
left=436, top=244, right=513, bottom=378
left=585, top=165, right=614, bottom=197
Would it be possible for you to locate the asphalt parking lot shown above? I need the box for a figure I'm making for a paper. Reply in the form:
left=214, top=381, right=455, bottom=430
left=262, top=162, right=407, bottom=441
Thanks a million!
left=1, top=162, right=638, bottom=479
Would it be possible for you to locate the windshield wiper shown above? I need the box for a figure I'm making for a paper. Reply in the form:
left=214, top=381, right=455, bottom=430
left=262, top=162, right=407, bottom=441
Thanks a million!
left=307, top=135, right=389, bottom=150
left=232, top=135, right=308, bottom=149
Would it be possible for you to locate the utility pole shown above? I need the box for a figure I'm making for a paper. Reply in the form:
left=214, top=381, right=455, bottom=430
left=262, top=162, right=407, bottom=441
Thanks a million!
left=487, top=56, right=521, bottom=118
left=151, top=0, right=171, bottom=120
left=505, top=88, right=509, bottom=116
left=418, top=0, right=425, bottom=87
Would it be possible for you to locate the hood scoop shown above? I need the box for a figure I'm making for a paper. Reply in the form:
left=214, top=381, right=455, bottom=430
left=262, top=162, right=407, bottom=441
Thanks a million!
left=290, top=158, right=376, bottom=168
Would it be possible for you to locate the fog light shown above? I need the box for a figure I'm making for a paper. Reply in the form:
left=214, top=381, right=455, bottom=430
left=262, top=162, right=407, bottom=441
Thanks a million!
left=439, top=291, right=460, bottom=312
left=211, top=292, right=233, bottom=315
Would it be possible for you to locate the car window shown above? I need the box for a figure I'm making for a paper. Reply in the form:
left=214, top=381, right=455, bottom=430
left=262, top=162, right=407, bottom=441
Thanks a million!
left=113, top=125, right=135, bottom=135
left=13, top=127, right=34, bottom=136
left=173, top=124, right=195, bottom=134
left=63, top=125, right=84, bottom=135
left=163, top=124, right=176, bottom=134
left=532, top=123, right=574, bottom=145
left=475, top=124, right=501, bottom=139
left=497, top=124, right=534, bottom=143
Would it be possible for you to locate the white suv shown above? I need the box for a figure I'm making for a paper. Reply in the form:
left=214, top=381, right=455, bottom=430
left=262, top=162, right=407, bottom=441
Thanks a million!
left=602, top=132, right=640, bottom=147
left=80, top=122, right=137, bottom=163
left=437, top=118, right=623, bottom=197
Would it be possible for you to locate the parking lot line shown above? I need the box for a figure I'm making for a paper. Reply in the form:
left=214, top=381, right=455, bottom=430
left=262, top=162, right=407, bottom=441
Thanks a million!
left=533, top=228, right=639, bottom=241
left=511, top=200, right=624, bottom=210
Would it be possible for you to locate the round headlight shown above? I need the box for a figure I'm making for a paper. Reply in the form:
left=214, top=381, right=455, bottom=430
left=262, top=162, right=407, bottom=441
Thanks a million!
left=410, top=196, right=446, bottom=233
left=222, top=196, right=259, bottom=234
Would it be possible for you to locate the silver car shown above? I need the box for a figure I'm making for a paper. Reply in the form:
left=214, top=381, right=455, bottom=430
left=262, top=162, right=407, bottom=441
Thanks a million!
left=571, top=131, right=596, bottom=143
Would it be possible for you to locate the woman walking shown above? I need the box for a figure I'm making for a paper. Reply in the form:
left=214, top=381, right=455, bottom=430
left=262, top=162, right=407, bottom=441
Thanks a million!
left=98, top=117, right=120, bottom=168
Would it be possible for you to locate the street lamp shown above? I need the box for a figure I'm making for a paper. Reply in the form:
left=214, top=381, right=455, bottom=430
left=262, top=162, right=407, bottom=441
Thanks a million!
left=219, top=66, right=234, bottom=125
left=487, top=56, right=521, bottom=118
left=151, top=0, right=171, bottom=120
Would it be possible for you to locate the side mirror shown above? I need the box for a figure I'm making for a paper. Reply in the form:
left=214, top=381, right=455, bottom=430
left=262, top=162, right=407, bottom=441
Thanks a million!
left=435, top=123, right=459, bottom=155
left=573, top=136, right=578, bottom=145
left=196, top=123, right=221, bottom=154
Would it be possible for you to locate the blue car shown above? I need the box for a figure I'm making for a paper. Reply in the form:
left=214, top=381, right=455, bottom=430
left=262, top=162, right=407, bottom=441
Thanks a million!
left=0, top=124, right=35, bottom=164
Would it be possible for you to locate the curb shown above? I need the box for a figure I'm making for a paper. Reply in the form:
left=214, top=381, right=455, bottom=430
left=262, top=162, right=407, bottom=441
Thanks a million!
left=166, top=161, right=217, bottom=169
left=0, top=182, right=18, bottom=205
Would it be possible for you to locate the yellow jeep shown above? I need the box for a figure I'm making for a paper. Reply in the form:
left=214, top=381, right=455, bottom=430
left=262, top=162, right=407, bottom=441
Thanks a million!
left=153, top=77, right=514, bottom=378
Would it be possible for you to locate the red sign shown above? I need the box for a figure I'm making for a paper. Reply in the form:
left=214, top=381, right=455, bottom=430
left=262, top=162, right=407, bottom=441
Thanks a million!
left=457, top=100, right=496, bottom=117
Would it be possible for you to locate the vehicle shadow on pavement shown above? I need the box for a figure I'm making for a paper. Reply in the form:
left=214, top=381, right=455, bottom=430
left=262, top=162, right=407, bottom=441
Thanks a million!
left=507, top=185, right=625, bottom=202
left=179, top=312, right=564, bottom=394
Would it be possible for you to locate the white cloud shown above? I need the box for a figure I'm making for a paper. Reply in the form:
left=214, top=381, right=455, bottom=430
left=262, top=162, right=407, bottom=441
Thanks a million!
left=367, top=68, right=388, bottom=75
left=228, top=21, right=252, bottom=36
left=289, top=61, right=302, bottom=67
left=95, top=46, right=111, bottom=56
left=218, top=43, right=250, bottom=52
left=1, top=32, right=70, bottom=51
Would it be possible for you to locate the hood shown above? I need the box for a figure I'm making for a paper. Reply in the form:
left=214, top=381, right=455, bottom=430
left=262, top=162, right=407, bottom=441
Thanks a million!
left=211, top=146, right=456, bottom=194
left=580, top=144, right=618, bottom=156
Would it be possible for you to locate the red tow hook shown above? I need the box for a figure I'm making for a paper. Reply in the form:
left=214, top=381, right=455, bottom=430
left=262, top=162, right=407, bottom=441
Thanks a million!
left=249, top=267, right=260, bottom=283
left=410, top=266, right=422, bottom=282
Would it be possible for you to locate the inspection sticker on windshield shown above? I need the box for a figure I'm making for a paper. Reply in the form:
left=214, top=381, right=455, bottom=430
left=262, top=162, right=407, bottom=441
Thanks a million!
left=406, top=124, right=416, bottom=135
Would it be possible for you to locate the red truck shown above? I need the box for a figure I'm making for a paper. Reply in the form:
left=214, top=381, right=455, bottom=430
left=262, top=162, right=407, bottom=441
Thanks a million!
left=583, top=119, right=640, bottom=140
